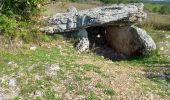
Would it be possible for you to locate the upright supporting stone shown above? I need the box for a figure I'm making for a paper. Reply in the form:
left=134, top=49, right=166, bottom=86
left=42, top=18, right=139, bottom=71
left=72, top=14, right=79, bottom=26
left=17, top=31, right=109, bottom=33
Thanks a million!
left=105, top=26, right=156, bottom=56
left=75, top=29, right=90, bottom=52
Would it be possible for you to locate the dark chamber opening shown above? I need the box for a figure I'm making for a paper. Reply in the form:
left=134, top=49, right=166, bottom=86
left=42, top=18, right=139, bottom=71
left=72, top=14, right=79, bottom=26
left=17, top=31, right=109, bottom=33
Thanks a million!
left=86, top=26, right=126, bottom=60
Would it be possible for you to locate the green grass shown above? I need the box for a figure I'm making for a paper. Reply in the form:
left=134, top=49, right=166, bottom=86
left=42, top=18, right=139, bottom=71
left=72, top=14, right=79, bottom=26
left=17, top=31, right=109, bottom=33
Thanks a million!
left=83, top=64, right=102, bottom=73
left=95, top=82, right=105, bottom=88
left=66, top=84, right=75, bottom=91
left=103, top=88, right=116, bottom=96
left=0, top=29, right=170, bottom=99
left=144, top=3, right=163, bottom=12
left=140, top=76, right=170, bottom=97
left=86, top=92, right=97, bottom=100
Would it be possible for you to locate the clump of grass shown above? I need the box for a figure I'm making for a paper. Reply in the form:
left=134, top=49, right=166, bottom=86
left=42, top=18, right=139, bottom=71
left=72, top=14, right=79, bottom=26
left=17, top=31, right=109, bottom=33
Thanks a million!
left=44, top=88, right=59, bottom=100
left=86, top=92, right=97, bottom=100
left=103, top=88, right=116, bottom=96
left=83, top=64, right=93, bottom=71
left=95, top=82, right=104, bottom=88
left=75, top=75, right=82, bottom=81
left=83, top=64, right=102, bottom=73
left=66, top=84, right=75, bottom=91
left=93, top=66, right=102, bottom=74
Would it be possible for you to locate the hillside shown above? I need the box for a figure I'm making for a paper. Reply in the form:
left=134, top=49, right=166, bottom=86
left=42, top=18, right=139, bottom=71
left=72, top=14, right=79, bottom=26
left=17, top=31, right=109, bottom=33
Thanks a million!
left=0, top=1, right=170, bottom=100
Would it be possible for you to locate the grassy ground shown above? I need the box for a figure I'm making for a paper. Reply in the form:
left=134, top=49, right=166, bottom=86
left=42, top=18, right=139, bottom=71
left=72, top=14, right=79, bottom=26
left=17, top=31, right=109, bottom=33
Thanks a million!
left=0, top=2, right=170, bottom=100
left=144, top=3, right=163, bottom=12
left=0, top=33, right=169, bottom=99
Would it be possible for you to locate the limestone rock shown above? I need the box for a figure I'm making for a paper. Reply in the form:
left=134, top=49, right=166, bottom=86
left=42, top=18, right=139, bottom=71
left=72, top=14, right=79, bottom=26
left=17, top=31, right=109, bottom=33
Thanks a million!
left=45, top=64, right=60, bottom=77
left=130, top=26, right=156, bottom=55
left=75, top=29, right=89, bottom=52
left=42, top=3, right=146, bottom=33
left=8, top=78, right=16, bottom=87
left=105, top=26, right=156, bottom=56
left=67, top=6, right=78, bottom=13
left=41, top=3, right=156, bottom=57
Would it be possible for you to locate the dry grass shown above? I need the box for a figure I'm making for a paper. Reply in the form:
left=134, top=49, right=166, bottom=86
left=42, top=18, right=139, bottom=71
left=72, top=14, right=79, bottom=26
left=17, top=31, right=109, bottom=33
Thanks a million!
left=139, top=13, right=170, bottom=31
left=42, top=2, right=100, bottom=16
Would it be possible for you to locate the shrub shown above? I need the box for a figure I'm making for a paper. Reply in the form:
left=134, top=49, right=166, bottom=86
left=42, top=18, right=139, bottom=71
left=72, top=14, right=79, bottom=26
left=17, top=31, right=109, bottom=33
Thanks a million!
left=0, top=15, right=48, bottom=42
left=0, top=0, right=49, bottom=43
left=159, top=5, right=170, bottom=15
left=1, top=0, right=47, bottom=20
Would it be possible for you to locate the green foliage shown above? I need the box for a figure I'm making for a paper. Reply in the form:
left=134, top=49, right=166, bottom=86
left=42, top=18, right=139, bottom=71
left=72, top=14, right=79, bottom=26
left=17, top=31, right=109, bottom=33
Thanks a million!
left=0, top=14, right=49, bottom=42
left=0, top=15, right=19, bottom=39
left=159, top=5, right=170, bottom=15
left=0, top=0, right=50, bottom=42
left=144, top=3, right=170, bottom=15
left=1, top=0, right=47, bottom=20
left=144, top=3, right=163, bottom=12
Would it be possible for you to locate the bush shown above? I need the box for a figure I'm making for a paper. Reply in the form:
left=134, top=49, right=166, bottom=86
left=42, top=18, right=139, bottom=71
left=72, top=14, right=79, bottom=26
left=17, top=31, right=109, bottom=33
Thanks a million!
left=0, top=0, right=49, bottom=42
left=159, top=5, right=170, bottom=15
left=0, top=15, right=48, bottom=42
left=1, top=0, right=47, bottom=20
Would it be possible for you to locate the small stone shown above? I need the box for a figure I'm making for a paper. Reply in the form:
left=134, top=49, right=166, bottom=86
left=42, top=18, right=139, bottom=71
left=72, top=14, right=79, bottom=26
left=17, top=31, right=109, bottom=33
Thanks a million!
left=8, top=78, right=16, bottom=87
left=160, top=47, right=164, bottom=51
left=8, top=61, right=14, bottom=65
left=58, top=45, right=62, bottom=48
left=165, top=34, right=170, bottom=39
left=45, top=64, right=60, bottom=76
left=33, top=91, right=42, bottom=97
left=30, top=46, right=37, bottom=50
left=8, top=61, right=18, bottom=67
left=67, top=6, right=77, bottom=13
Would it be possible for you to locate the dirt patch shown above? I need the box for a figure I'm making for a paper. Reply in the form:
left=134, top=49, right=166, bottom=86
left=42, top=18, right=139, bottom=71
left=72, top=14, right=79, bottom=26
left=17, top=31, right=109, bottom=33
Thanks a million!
left=74, top=57, right=167, bottom=100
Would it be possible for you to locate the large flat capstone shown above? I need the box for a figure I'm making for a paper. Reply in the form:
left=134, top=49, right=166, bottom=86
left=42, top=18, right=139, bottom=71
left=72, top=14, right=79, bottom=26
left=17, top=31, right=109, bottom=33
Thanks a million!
left=42, top=3, right=146, bottom=33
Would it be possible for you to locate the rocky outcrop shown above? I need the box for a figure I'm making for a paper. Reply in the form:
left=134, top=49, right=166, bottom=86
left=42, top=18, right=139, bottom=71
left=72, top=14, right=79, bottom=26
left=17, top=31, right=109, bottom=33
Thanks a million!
left=41, top=3, right=156, bottom=57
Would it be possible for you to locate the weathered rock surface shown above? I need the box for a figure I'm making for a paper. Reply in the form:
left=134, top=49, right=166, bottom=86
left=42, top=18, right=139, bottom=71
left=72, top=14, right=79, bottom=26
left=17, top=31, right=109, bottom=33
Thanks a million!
left=75, top=29, right=89, bottom=52
left=42, top=3, right=146, bottom=33
left=41, top=3, right=156, bottom=57
left=105, top=26, right=156, bottom=56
